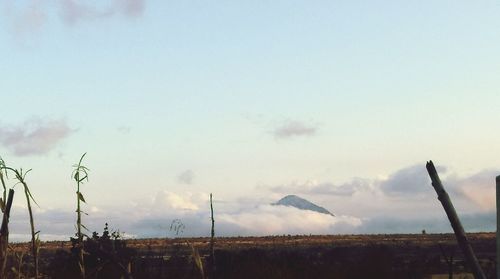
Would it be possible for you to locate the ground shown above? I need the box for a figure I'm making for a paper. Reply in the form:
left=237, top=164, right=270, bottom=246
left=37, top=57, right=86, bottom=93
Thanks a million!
left=6, top=232, right=496, bottom=278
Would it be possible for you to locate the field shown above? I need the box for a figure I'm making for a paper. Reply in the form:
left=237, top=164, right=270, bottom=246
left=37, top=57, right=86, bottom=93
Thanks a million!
left=6, top=232, right=496, bottom=278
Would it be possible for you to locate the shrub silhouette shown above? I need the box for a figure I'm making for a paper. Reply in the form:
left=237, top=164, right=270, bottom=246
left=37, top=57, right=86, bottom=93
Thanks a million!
left=49, top=223, right=136, bottom=279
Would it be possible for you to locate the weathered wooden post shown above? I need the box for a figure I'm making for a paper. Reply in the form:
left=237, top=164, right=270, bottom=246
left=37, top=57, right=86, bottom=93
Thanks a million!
left=497, top=175, right=500, bottom=279
left=426, top=161, right=486, bottom=279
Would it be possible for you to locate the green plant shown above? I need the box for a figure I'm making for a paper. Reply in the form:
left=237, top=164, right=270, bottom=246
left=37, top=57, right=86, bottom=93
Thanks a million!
left=72, top=153, right=89, bottom=278
left=1, top=166, right=39, bottom=278
left=188, top=240, right=205, bottom=279
left=9, top=245, right=26, bottom=279
left=64, top=223, right=135, bottom=279
left=169, top=219, right=185, bottom=236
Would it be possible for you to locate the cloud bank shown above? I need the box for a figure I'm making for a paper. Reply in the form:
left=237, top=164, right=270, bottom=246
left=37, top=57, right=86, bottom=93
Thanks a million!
left=263, top=163, right=497, bottom=231
left=448, top=169, right=498, bottom=211
left=217, top=205, right=361, bottom=236
left=0, top=118, right=72, bottom=156
left=268, top=164, right=497, bottom=210
left=6, top=163, right=498, bottom=241
left=8, top=191, right=362, bottom=241
left=379, top=164, right=446, bottom=197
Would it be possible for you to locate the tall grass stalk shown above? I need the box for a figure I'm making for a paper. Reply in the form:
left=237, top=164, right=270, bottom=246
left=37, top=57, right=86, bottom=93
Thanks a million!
left=188, top=240, right=205, bottom=279
left=2, top=167, right=39, bottom=278
left=72, top=153, right=89, bottom=279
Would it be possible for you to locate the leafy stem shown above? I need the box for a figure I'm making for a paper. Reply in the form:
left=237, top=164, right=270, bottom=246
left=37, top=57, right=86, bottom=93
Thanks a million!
left=72, top=152, right=89, bottom=279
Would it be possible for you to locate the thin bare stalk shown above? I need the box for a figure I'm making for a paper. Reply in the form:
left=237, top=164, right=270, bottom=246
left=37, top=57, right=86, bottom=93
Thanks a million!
left=209, top=193, right=216, bottom=278
left=0, top=157, right=7, bottom=212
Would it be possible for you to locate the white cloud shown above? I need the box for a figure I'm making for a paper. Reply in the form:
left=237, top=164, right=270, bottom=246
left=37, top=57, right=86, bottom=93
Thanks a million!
left=379, top=164, right=446, bottom=197
left=262, top=163, right=497, bottom=222
left=218, top=205, right=361, bottom=236
left=1, top=0, right=146, bottom=39
left=6, top=162, right=498, bottom=241
left=152, top=191, right=201, bottom=211
left=268, top=178, right=371, bottom=197
left=177, top=169, right=195, bottom=185
left=376, top=164, right=498, bottom=212
left=448, top=170, right=498, bottom=211
left=0, top=117, right=73, bottom=156
left=60, top=0, right=145, bottom=25
left=272, top=120, right=317, bottom=139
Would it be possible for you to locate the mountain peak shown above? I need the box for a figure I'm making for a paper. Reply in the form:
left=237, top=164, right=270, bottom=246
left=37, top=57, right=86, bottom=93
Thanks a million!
left=272, top=195, right=334, bottom=216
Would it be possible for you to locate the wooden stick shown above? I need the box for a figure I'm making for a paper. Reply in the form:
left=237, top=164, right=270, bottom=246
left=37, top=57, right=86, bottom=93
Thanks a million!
left=209, top=193, right=216, bottom=278
left=496, top=175, right=500, bottom=279
left=426, top=161, right=486, bottom=279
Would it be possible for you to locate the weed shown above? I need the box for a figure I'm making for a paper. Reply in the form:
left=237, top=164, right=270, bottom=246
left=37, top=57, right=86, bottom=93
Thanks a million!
left=1, top=166, right=39, bottom=278
left=50, top=223, right=136, bottom=278
left=187, top=240, right=205, bottom=279
left=9, top=245, right=25, bottom=279
left=169, top=219, right=185, bottom=236
left=72, top=152, right=89, bottom=278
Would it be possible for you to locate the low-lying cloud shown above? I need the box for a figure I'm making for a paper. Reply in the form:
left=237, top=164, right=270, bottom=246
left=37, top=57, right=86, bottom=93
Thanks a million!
left=268, top=163, right=497, bottom=210
left=273, top=121, right=317, bottom=139
left=218, top=205, right=361, bottom=236
left=448, top=170, right=498, bottom=211
left=355, top=212, right=495, bottom=234
left=377, top=164, right=497, bottom=210
left=6, top=162, right=498, bottom=241
left=379, top=164, right=445, bottom=197
left=8, top=190, right=362, bottom=241
left=12, top=206, right=491, bottom=242
left=0, top=118, right=72, bottom=156
left=262, top=163, right=497, bottom=227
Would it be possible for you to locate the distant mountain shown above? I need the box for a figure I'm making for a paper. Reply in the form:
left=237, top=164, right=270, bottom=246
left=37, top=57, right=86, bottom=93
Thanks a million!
left=271, top=195, right=334, bottom=216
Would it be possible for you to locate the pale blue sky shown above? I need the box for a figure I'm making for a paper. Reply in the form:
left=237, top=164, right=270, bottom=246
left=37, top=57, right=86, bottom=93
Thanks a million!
left=0, top=1, right=498, bottom=239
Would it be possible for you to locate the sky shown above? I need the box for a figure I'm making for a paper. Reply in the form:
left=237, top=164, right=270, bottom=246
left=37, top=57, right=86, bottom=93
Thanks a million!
left=0, top=0, right=499, bottom=241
